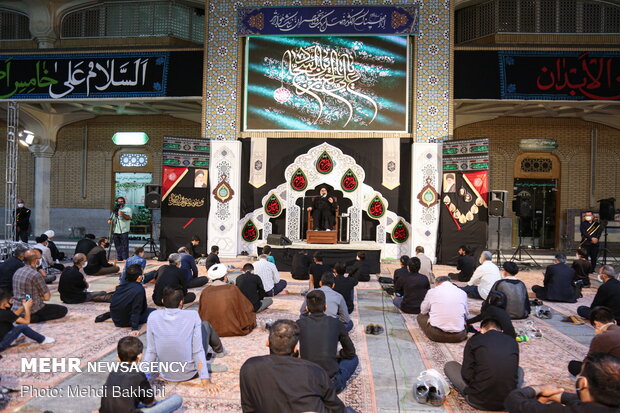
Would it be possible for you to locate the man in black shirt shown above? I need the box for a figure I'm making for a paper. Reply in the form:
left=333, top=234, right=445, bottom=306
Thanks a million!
left=393, top=255, right=410, bottom=284
left=291, top=250, right=311, bottom=280
left=307, top=187, right=338, bottom=231
left=393, top=257, right=430, bottom=314
left=297, top=290, right=358, bottom=393
left=347, top=251, right=370, bottom=282
left=444, top=318, right=522, bottom=411
left=578, top=265, right=620, bottom=322
left=580, top=210, right=602, bottom=271
left=333, top=262, right=358, bottom=314
left=58, top=254, right=112, bottom=304
left=449, top=245, right=476, bottom=282
left=205, top=245, right=221, bottom=271
left=74, top=233, right=97, bottom=256
left=505, top=353, right=620, bottom=413
left=240, top=319, right=347, bottom=413
left=309, top=253, right=332, bottom=290
left=84, top=237, right=120, bottom=276
left=572, top=248, right=592, bottom=288
left=152, top=253, right=195, bottom=306
left=0, top=245, right=28, bottom=293
left=532, top=254, right=577, bottom=303
left=236, top=263, right=272, bottom=313
left=100, top=336, right=183, bottom=413
left=185, top=234, right=204, bottom=260
left=15, top=199, right=30, bottom=242
left=110, top=264, right=155, bottom=335
left=467, top=290, right=516, bottom=338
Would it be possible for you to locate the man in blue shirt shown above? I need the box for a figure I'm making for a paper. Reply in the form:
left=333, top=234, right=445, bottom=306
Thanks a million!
left=178, top=246, right=208, bottom=288
left=110, top=264, right=155, bottom=335
left=120, top=247, right=156, bottom=285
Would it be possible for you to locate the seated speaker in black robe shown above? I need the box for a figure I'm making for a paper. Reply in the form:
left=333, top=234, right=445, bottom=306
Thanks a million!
left=307, top=187, right=338, bottom=231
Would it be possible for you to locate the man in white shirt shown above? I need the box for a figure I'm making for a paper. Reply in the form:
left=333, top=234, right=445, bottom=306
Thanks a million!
left=462, top=251, right=501, bottom=300
left=252, top=254, right=288, bottom=296
left=415, top=245, right=434, bottom=284
left=417, top=276, right=468, bottom=342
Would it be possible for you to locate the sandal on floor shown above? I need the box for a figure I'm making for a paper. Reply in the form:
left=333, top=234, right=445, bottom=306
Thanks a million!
left=525, top=320, right=543, bottom=338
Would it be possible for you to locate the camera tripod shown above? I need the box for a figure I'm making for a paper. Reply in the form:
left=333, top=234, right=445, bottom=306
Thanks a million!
left=510, top=218, right=539, bottom=267
left=142, top=218, right=159, bottom=257
left=106, top=205, right=121, bottom=260
left=600, top=220, right=618, bottom=265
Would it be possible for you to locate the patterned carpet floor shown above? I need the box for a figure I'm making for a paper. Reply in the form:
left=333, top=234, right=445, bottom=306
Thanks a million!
left=1, top=259, right=597, bottom=413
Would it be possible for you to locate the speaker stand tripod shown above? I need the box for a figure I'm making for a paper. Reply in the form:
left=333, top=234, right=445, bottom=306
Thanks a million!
left=600, top=221, right=618, bottom=265
left=510, top=218, right=539, bottom=267
left=141, top=219, right=159, bottom=257
left=492, top=216, right=508, bottom=266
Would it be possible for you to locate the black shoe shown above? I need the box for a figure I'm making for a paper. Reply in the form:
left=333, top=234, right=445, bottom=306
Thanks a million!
left=95, top=311, right=111, bottom=323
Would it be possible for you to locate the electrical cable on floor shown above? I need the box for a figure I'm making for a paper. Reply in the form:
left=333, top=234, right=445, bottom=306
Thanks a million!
left=380, top=286, right=402, bottom=413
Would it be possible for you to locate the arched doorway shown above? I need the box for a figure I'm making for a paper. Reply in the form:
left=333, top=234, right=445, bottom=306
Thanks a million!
left=513, top=152, right=561, bottom=249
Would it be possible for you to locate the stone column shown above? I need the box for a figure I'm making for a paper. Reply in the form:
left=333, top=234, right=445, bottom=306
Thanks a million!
left=31, top=149, right=53, bottom=236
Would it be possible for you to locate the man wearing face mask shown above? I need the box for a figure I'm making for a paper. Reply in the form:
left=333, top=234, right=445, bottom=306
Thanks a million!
left=577, top=265, right=620, bottom=323
left=84, top=237, right=120, bottom=276
left=505, top=352, right=620, bottom=413
left=15, top=199, right=31, bottom=243
left=107, top=197, right=132, bottom=262
left=307, top=187, right=338, bottom=231
left=580, top=211, right=602, bottom=272
left=59, top=254, right=113, bottom=304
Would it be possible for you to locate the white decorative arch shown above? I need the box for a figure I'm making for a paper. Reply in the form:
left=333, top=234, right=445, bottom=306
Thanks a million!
left=238, top=143, right=412, bottom=257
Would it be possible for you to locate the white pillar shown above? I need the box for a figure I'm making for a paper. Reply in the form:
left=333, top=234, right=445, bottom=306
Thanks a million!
left=32, top=151, right=53, bottom=236
left=410, top=143, right=443, bottom=262
left=207, top=140, right=241, bottom=258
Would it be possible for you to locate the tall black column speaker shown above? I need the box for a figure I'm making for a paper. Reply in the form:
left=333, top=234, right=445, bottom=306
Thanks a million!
left=598, top=198, right=616, bottom=221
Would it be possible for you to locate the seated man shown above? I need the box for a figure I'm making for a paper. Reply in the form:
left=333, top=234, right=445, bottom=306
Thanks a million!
left=253, top=254, right=287, bottom=296
left=152, top=254, right=196, bottom=307
left=204, top=245, right=221, bottom=271
left=199, top=264, right=256, bottom=337
left=444, top=318, right=522, bottom=411
left=291, top=250, right=311, bottom=280
left=236, top=263, right=272, bottom=313
left=110, top=264, right=155, bottom=335
left=505, top=353, right=620, bottom=413
left=297, top=290, right=358, bottom=393
left=449, top=245, right=476, bottom=282
left=144, top=287, right=224, bottom=391
left=418, top=276, right=468, bottom=343
left=74, top=233, right=97, bottom=256
left=178, top=247, right=208, bottom=288
left=572, top=248, right=592, bottom=288
left=262, top=244, right=276, bottom=265
left=44, top=230, right=65, bottom=269
left=58, top=254, right=112, bottom=304
left=240, top=319, right=347, bottom=412
left=0, top=289, right=54, bottom=352
left=33, top=234, right=55, bottom=272
left=100, top=336, right=184, bottom=413
left=415, top=246, right=434, bottom=283
left=12, top=250, right=68, bottom=323
left=185, top=235, right=204, bottom=260
left=578, top=265, right=620, bottom=322
left=347, top=251, right=370, bottom=282
left=301, top=272, right=352, bottom=332
left=121, top=247, right=157, bottom=285
left=309, top=253, right=332, bottom=290
left=393, top=257, right=430, bottom=314
left=532, top=253, right=577, bottom=303
left=32, top=248, right=57, bottom=284
left=490, top=261, right=530, bottom=320
left=462, top=251, right=501, bottom=300
left=568, top=306, right=620, bottom=376
left=307, top=187, right=338, bottom=231
left=467, top=290, right=516, bottom=338
left=0, top=245, right=28, bottom=293
left=84, top=237, right=120, bottom=276
left=333, top=262, right=358, bottom=314
left=393, top=255, right=410, bottom=284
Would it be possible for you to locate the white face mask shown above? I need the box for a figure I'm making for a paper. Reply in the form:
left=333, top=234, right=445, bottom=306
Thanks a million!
left=17, top=203, right=24, bottom=208
left=598, top=274, right=604, bottom=283
left=585, top=216, right=593, bottom=222
left=83, top=261, right=88, bottom=268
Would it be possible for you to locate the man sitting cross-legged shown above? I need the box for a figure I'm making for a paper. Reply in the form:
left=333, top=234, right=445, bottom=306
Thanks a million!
left=144, top=287, right=225, bottom=392
left=58, top=253, right=113, bottom=304
left=333, top=262, right=358, bottom=314
left=84, top=237, right=120, bottom=276
left=12, top=250, right=68, bottom=323
left=236, top=263, right=272, bottom=313
left=577, top=265, right=620, bottom=323
left=568, top=306, right=620, bottom=376
left=489, top=261, right=530, bottom=320
left=0, top=245, right=29, bottom=294
left=177, top=246, right=208, bottom=288
left=120, top=247, right=156, bottom=285
left=252, top=254, right=287, bottom=296
left=0, top=288, right=54, bottom=352
left=152, top=253, right=196, bottom=307
left=100, top=336, right=183, bottom=413
left=297, top=289, right=359, bottom=394
left=199, top=264, right=256, bottom=337
left=110, top=264, right=155, bottom=336
left=301, top=272, right=353, bottom=332
left=444, top=318, right=522, bottom=411
left=393, top=257, right=430, bottom=314
left=462, top=251, right=501, bottom=300
left=417, top=276, right=468, bottom=343
left=240, top=319, right=350, bottom=413
left=532, top=253, right=577, bottom=303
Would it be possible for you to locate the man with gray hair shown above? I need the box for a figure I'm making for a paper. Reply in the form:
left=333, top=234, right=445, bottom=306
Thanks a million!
left=253, top=254, right=287, bottom=296
left=58, top=254, right=113, bottom=303
left=418, top=276, right=469, bottom=342
left=0, top=245, right=29, bottom=293
left=532, top=253, right=577, bottom=303
left=152, top=253, right=196, bottom=306
left=462, top=251, right=501, bottom=300
left=578, top=265, right=620, bottom=322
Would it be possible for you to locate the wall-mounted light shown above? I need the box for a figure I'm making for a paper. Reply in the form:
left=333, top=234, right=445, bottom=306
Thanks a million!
left=112, top=132, right=150, bottom=146
left=18, top=130, right=35, bottom=147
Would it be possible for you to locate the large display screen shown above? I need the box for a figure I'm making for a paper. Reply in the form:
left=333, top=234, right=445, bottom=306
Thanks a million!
left=244, top=36, right=409, bottom=132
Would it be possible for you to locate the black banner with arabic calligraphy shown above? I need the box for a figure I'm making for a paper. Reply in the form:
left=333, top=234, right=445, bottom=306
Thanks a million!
left=0, top=50, right=202, bottom=100
left=455, top=50, right=620, bottom=101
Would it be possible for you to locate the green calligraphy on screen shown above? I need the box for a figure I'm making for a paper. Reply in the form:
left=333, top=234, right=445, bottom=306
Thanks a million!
left=443, top=164, right=458, bottom=170
left=193, top=145, right=210, bottom=152
left=443, top=148, right=457, bottom=155
left=192, top=161, right=209, bottom=167
left=471, top=162, right=489, bottom=169
left=470, top=145, right=488, bottom=153
left=163, top=143, right=181, bottom=150
left=163, top=159, right=181, bottom=166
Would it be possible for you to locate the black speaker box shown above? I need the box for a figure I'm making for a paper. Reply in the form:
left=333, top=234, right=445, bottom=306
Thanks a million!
left=145, top=185, right=162, bottom=209
left=599, top=198, right=616, bottom=221
left=267, top=234, right=292, bottom=246
left=489, top=199, right=504, bottom=217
